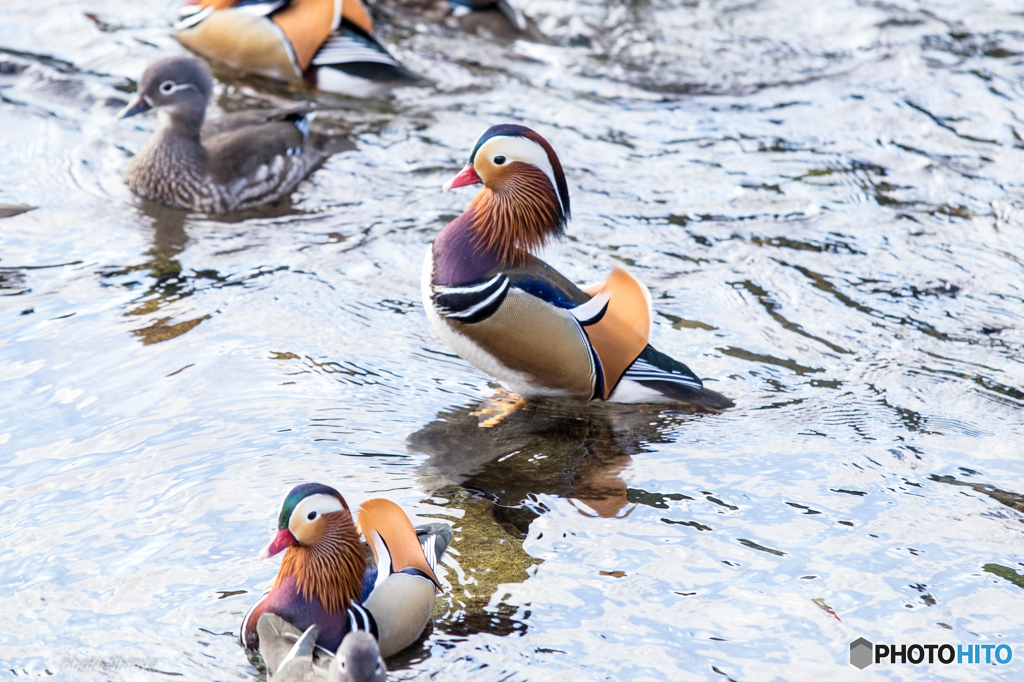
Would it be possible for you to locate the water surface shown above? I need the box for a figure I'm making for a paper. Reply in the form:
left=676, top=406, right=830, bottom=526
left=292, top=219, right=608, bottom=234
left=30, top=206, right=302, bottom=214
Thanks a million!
left=1, top=0, right=1023, bottom=680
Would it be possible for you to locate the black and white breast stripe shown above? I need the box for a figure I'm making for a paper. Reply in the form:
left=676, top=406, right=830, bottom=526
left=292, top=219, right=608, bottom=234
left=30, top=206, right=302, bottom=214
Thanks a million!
left=347, top=603, right=378, bottom=639
left=623, top=358, right=703, bottom=388
left=239, top=588, right=378, bottom=650
left=432, top=274, right=510, bottom=324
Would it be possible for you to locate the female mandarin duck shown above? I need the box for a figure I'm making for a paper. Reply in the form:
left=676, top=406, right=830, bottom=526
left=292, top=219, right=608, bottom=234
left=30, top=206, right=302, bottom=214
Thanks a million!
left=118, top=56, right=332, bottom=212
left=241, top=483, right=451, bottom=660
left=256, top=614, right=386, bottom=681
left=176, top=0, right=417, bottom=95
left=423, top=124, right=734, bottom=411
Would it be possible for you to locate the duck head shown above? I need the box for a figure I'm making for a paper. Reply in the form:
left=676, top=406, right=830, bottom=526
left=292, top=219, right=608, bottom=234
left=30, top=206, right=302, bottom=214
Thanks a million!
left=327, top=631, right=387, bottom=682
left=261, top=483, right=367, bottom=614
left=118, top=56, right=213, bottom=134
left=444, top=124, right=571, bottom=264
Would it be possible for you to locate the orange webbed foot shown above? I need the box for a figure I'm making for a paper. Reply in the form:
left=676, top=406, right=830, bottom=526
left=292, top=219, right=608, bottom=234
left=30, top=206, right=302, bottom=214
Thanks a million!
left=471, top=389, right=527, bottom=428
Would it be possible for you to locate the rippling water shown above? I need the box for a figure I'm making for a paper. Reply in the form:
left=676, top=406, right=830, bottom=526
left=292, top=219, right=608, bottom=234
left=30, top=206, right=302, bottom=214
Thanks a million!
left=2, top=0, right=1023, bottom=679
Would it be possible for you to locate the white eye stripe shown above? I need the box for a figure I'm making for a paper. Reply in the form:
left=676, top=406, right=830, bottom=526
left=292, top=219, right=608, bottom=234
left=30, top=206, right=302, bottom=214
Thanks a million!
left=289, top=493, right=344, bottom=537
left=476, top=136, right=565, bottom=215
left=159, top=80, right=194, bottom=95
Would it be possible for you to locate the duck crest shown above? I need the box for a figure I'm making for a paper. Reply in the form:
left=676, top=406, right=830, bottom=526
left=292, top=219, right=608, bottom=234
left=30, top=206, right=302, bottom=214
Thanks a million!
left=468, top=162, right=562, bottom=265
left=275, top=508, right=365, bottom=614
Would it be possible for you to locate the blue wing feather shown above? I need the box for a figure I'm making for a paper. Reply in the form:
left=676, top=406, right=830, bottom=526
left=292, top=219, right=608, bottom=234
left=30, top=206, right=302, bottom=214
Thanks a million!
left=509, top=277, right=578, bottom=309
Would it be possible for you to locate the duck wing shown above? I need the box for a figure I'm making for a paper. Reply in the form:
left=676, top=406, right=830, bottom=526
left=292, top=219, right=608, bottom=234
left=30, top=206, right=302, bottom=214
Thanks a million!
left=201, top=111, right=325, bottom=209
left=438, top=258, right=731, bottom=407
left=200, top=105, right=317, bottom=139
left=357, top=499, right=442, bottom=587
left=356, top=500, right=448, bottom=658
left=257, top=614, right=332, bottom=682
left=312, top=21, right=420, bottom=82
left=573, top=268, right=651, bottom=399
left=614, top=345, right=734, bottom=410
left=468, top=262, right=649, bottom=398
left=415, top=522, right=453, bottom=574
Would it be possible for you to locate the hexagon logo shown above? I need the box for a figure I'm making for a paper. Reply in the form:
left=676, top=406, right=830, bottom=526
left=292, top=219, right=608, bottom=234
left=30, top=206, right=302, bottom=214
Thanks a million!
left=850, top=637, right=873, bottom=669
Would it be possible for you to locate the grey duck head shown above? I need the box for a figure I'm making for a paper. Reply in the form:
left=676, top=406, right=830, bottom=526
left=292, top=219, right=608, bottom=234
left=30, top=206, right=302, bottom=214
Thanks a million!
left=117, top=56, right=213, bottom=132
left=327, top=631, right=387, bottom=682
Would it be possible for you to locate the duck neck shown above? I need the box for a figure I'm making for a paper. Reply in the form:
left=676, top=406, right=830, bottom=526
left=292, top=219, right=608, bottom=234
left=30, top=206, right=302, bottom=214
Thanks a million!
left=275, top=512, right=366, bottom=614
left=467, top=168, right=562, bottom=266
left=157, top=107, right=205, bottom=143
left=431, top=208, right=503, bottom=286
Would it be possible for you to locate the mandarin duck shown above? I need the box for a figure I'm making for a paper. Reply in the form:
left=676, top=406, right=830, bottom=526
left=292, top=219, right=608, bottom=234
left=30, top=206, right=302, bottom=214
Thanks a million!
left=327, top=630, right=386, bottom=682
left=176, top=0, right=417, bottom=95
left=422, top=124, right=734, bottom=411
left=118, top=56, right=332, bottom=213
left=241, top=483, right=451, bottom=660
left=256, top=614, right=386, bottom=682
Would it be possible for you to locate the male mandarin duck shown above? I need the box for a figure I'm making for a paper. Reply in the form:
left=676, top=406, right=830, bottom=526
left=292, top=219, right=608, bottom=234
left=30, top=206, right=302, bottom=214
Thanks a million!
left=422, top=124, right=734, bottom=411
left=176, top=0, right=417, bottom=95
left=241, top=483, right=451, bottom=660
left=256, top=614, right=386, bottom=682
left=118, top=56, right=332, bottom=212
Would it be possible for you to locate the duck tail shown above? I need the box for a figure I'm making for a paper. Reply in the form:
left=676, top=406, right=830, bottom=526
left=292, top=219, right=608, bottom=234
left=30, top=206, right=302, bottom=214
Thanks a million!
left=357, top=499, right=443, bottom=588
left=415, top=522, right=454, bottom=575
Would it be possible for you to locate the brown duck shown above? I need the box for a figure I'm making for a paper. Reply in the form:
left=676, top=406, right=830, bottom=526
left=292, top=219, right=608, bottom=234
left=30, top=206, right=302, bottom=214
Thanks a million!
left=118, top=56, right=330, bottom=213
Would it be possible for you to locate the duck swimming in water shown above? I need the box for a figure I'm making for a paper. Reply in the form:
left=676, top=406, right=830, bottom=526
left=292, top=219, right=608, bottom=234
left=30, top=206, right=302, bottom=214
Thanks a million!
left=117, top=56, right=335, bottom=213
left=241, top=484, right=450, bottom=658
left=176, top=0, right=418, bottom=96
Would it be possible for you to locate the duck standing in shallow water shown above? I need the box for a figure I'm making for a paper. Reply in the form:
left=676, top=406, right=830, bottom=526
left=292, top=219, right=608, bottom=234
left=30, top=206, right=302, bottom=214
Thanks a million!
left=176, top=0, right=418, bottom=95
left=118, top=56, right=331, bottom=213
left=241, top=483, right=450, bottom=659
left=423, top=124, right=734, bottom=412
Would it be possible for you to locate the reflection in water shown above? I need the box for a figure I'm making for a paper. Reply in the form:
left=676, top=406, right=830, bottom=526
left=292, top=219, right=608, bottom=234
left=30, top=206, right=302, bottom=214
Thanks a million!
left=106, top=202, right=212, bottom=345
left=405, top=400, right=711, bottom=645
left=407, top=399, right=704, bottom=644
left=931, top=473, right=1024, bottom=514
left=411, top=399, right=698, bottom=525
left=3, top=0, right=1024, bottom=678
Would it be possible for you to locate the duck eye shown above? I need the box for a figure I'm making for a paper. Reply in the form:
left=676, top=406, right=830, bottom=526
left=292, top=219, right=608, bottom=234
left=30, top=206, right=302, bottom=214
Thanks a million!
left=339, top=660, right=347, bottom=671
left=493, top=155, right=506, bottom=165
left=307, top=511, right=317, bottom=521
left=159, top=81, right=176, bottom=94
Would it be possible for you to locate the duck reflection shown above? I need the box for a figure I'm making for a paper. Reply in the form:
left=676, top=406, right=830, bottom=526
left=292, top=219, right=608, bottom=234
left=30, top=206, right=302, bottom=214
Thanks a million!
left=119, top=194, right=335, bottom=345
left=409, top=398, right=700, bottom=529
left=405, top=398, right=700, bottom=644
left=140, top=201, right=189, bottom=284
